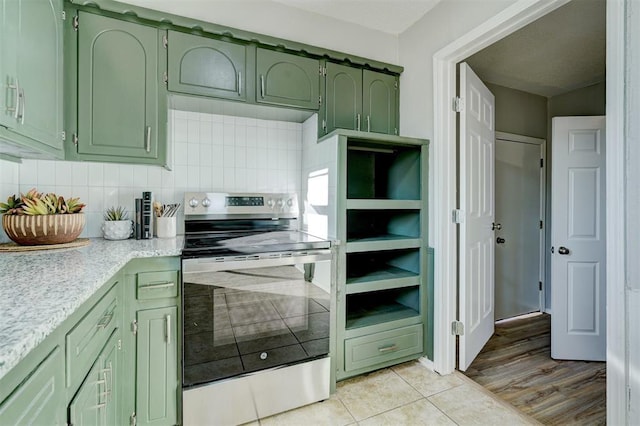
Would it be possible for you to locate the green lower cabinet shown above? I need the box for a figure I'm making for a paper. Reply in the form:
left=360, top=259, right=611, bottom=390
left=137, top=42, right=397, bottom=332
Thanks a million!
left=256, top=48, right=319, bottom=110
left=0, top=346, right=65, bottom=425
left=136, top=306, right=178, bottom=426
left=69, top=329, right=121, bottom=426
left=67, top=10, right=167, bottom=166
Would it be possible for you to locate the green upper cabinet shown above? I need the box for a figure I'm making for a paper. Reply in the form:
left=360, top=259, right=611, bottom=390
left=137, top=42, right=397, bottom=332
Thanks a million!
left=322, top=63, right=398, bottom=136
left=168, top=30, right=248, bottom=101
left=256, top=48, right=320, bottom=110
left=69, top=11, right=167, bottom=166
left=325, top=62, right=362, bottom=133
left=0, top=0, right=63, bottom=157
left=363, top=70, right=398, bottom=135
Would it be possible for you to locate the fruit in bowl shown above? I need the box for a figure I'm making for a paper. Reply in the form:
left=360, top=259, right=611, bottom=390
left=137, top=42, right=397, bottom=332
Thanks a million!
left=0, top=189, right=86, bottom=245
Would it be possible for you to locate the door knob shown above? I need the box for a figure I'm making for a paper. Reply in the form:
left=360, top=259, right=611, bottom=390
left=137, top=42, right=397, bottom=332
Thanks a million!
left=558, top=246, right=570, bottom=255
left=496, top=237, right=505, bottom=244
left=492, top=222, right=502, bottom=231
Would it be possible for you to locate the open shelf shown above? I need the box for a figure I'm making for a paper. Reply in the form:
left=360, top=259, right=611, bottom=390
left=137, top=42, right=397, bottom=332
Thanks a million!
left=346, top=249, right=419, bottom=284
left=347, top=209, right=420, bottom=242
left=346, top=286, right=421, bottom=330
left=346, top=143, right=421, bottom=200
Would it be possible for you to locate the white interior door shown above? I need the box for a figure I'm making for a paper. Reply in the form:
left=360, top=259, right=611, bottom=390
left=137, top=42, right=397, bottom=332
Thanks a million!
left=495, top=135, right=544, bottom=320
left=551, top=116, right=606, bottom=361
left=458, top=63, right=495, bottom=371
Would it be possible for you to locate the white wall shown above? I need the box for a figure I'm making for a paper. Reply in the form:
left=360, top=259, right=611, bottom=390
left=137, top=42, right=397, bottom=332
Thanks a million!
left=0, top=111, right=305, bottom=242
left=120, top=0, right=399, bottom=65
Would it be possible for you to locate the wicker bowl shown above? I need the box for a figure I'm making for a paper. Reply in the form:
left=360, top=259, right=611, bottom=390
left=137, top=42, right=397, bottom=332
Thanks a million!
left=2, top=213, right=86, bottom=245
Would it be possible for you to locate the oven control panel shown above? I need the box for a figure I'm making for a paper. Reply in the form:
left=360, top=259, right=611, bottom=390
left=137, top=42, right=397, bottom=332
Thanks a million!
left=184, top=192, right=299, bottom=217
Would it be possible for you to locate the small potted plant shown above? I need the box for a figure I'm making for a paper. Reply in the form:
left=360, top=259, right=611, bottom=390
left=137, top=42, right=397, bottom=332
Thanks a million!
left=102, top=206, right=132, bottom=240
left=0, top=188, right=86, bottom=245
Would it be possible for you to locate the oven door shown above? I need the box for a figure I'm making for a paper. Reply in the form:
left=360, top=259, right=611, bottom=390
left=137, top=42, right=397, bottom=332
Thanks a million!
left=181, top=250, right=332, bottom=389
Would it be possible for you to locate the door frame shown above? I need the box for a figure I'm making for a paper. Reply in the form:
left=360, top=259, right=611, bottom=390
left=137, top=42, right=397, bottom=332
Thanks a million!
left=431, top=0, right=626, bottom=422
left=495, top=131, right=546, bottom=316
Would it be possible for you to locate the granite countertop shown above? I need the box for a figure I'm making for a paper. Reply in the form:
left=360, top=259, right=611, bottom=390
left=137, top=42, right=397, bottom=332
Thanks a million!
left=0, top=237, right=183, bottom=381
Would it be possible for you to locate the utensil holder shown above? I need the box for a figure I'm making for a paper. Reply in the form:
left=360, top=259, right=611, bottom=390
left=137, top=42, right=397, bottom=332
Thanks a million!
left=156, top=216, right=176, bottom=238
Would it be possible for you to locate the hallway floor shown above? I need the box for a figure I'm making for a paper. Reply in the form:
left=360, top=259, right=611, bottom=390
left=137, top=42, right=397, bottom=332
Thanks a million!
left=464, top=313, right=606, bottom=425
left=255, top=360, right=538, bottom=425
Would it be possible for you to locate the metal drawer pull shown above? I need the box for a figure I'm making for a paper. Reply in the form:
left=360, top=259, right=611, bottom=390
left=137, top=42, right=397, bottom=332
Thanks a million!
left=260, top=75, right=265, bottom=98
left=145, top=126, right=151, bottom=153
left=378, top=344, right=398, bottom=353
left=97, top=310, right=114, bottom=329
left=237, top=71, right=242, bottom=96
left=356, top=113, right=361, bottom=131
left=366, top=115, right=371, bottom=132
left=140, top=281, right=174, bottom=290
left=166, top=314, right=171, bottom=345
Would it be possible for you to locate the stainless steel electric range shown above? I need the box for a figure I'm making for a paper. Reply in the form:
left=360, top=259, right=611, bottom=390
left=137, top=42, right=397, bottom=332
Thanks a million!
left=181, top=192, right=333, bottom=425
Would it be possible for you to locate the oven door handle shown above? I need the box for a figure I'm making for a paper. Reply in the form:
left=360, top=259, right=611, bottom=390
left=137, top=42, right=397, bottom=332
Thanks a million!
left=182, top=250, right=333, bottom=275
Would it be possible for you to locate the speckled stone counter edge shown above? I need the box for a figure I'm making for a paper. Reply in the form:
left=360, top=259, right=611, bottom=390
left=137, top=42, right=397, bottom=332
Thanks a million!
left=0, top=237, right=183, bottom=380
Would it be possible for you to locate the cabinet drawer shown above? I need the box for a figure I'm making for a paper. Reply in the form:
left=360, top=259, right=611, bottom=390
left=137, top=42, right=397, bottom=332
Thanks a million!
left=344, top=324, right=423, bottom=371
left=66, top=284, right=119, bottom=388
left=136, top=270, right=179, bottom=300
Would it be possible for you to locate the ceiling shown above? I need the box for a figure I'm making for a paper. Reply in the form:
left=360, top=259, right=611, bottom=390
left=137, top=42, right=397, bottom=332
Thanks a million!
left=272, top=0, right=441, bottom=34
left=465, top=0, right=606, bottom=98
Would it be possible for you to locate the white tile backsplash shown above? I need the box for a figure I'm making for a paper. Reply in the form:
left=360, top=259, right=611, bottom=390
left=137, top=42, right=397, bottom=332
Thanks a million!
left=0, top=110, right=309, bottom=242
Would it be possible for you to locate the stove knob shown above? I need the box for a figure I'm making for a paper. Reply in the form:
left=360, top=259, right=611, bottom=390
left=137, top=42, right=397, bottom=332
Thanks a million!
left=189, top=197, right=199, bottom=208
left=276, top=199, right=284, bottom=208
left=266, top=198, right=275, bottom=208
left=286, top=198, right=293, bottom=207
left=202, top=197, right=211, bottom=208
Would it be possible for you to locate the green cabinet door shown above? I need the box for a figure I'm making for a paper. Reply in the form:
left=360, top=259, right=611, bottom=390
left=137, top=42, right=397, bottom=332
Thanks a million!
left=256, top=48, right=319, bottom=110
left=363, top=70, right=398, bottom=135
left=69, top=329, right=121, bottom=426
left=0, top=0, right=63, bottom=151
left=136, top=306, right=178, bottom=426
left=168, top=30, right=247, bottom=101
left=76, top=12, right=165, bottom=164
left=324, top=62, right=362, bottom=134
left=0, top=346, right=65, bottom=425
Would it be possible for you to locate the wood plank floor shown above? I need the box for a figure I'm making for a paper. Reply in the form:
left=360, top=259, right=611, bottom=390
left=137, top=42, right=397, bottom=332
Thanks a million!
left=464, top=313, right=606, bottom=425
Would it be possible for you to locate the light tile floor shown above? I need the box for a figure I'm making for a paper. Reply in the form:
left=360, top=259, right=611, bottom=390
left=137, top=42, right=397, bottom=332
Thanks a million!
left=256, top=360, right=540, bottom=425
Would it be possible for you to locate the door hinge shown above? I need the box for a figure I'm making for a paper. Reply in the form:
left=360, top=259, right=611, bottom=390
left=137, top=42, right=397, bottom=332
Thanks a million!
left=163, top=71, right=168, bottom=85
left=321, top=119, right=327, bottom=132
left=540, top=158, right=544, bottom=168
left=117, top=339, right=122, bottom=350
left=452, top=209, right=463, bottom=224
left=130, top=412, right=137, bottom=426
left=62, top=10, right=66, bottom=20
left=319, top=65, right=326, bottom=76
left=452, top=321, right=464, bottom=336
left=162, top=34, right=168, bottom=49
left=628, top=386, right=632, bottom=412
left=72, top=15, right=79, bottom=31
left=540, top=220, right=543, bottom=229
left=539, top=281, right=543, bottom=291
left=453, top=96, right=464, bottom=112
left=61, top=131, right=66, bottom=141
left=72, top=133, right=78, bottom=148
left=132, top=320, right=138, bottom=335
left=318, top=95, right=322, bottom=106
left=394, top=80, right=398, bottom=90
left=394, top=127, right=398, bottom=135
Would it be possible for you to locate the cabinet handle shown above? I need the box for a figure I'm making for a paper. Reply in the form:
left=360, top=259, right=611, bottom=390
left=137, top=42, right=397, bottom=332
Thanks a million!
left=356, top=113, right=361, bottom=131
left=145, top=126, right=151, bottom=153
left=97, top=310, right=114, bottom=329
left=260, top=75, right=265, bottom=98
left=6, top=79, right=19, bottom=119
left=366, top=115, right=371, bottom=132
left=166, top=314, right=171, bottom=345
left=140, top=281, right=175, bottom=290
left=237, top=71, right=242, bottom=96
left=17, top=87, right=25, bottom=124
left=378, top=344, right=398, bottom=353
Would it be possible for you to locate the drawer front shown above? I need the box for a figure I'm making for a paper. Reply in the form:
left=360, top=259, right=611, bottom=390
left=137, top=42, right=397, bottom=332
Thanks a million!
left=66, top=283, right=119, bottom=388
left=345, top=324, right=423, bottom=372
left=136, top=270, right=179, bottom=300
